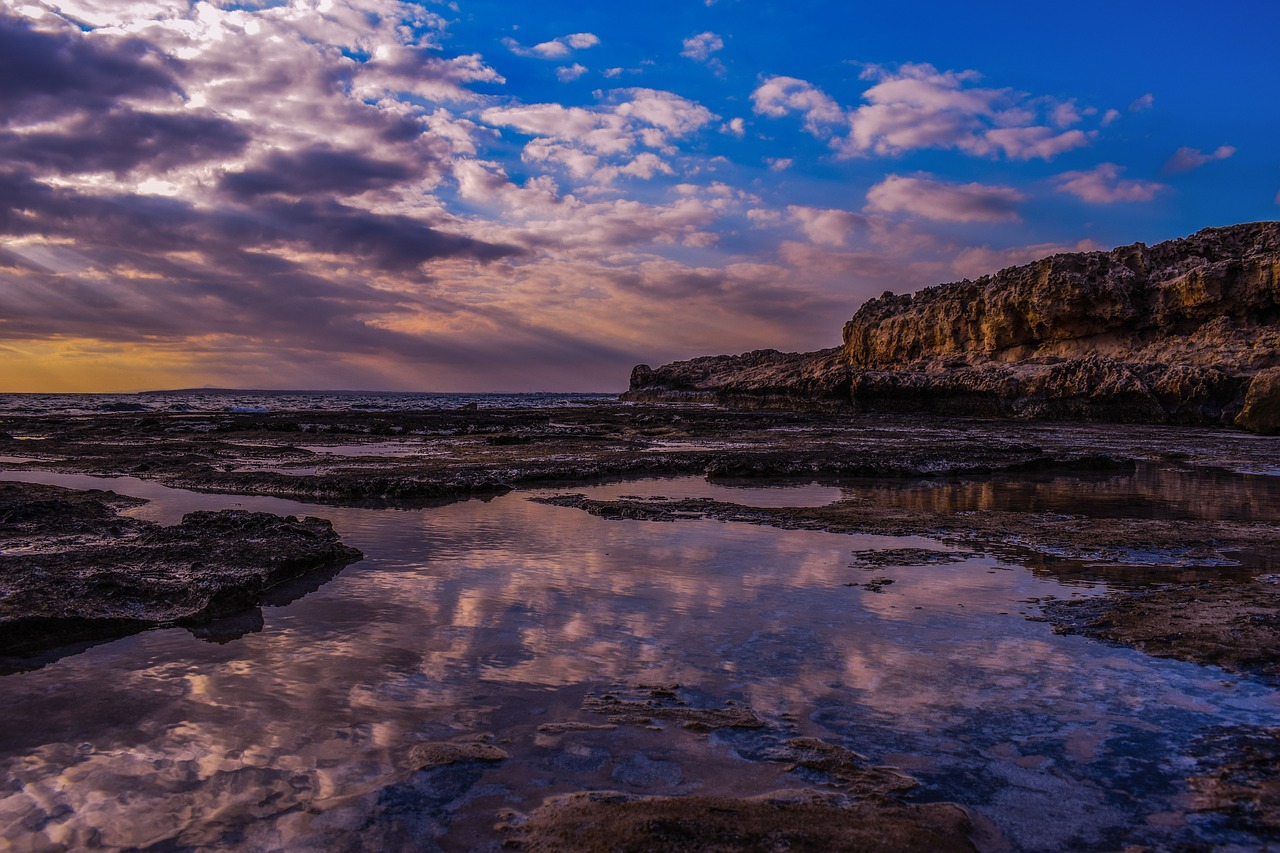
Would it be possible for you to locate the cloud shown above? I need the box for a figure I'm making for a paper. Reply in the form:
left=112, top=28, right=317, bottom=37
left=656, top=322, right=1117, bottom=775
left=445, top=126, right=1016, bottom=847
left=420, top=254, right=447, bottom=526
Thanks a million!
left=0, top=109, right=250, bottom=177
left=505, top=32, right=600, bottom=60
left=751, top=76, right=844, bottom=133
left=721, top=117, right=745, bottom=136
left=1054, top=163, right=1166, bottom=203
left=556, top=63, right=588, bottom=82
left=219, top=147, right=418, bottom=199
left=977, top=126, right=1092, bottom=160
left=480, top=88, right=714, bottom=186
left=865, top=174, right=1024, bottom=222
left=754, top=63, right=1094, bottom=161
left=767, top=158, right=793, bottom=172
left=1162, top=145, right=1236, bottom=175
left=1128, top=93, right=1155, bottom=112
left=787, top=205, right=864, bottom=246
left=0, top=12, right=178, bottom=118
left=681, top=31, right=724, bottom=62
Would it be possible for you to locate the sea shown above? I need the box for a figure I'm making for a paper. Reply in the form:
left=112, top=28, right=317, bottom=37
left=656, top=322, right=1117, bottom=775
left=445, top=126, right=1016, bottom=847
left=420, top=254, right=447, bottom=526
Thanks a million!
left=0, top=390, right=621, bottom=416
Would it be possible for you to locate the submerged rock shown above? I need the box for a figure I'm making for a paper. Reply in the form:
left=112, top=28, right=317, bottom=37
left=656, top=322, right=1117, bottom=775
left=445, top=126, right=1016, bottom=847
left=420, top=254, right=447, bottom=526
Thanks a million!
left=0, top=482, right=362, bottom=662
left=407, top=740, right=509, bottom=770
left=1040, top=576, right=1280, bottom=682
left=1187, top=725, right=1280, bottom=837
left=508, top=789, right=978, bottom=852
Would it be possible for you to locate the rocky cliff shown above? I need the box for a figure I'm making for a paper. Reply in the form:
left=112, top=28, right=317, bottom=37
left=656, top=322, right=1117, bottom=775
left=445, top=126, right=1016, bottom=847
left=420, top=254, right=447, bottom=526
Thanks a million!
left=624, top=222, right=1280, bottom=432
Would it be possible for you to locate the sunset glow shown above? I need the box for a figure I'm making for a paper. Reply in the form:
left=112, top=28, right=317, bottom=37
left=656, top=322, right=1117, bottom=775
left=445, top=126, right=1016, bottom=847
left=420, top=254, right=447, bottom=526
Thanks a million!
left=1, top=0, right=1276, bottom=391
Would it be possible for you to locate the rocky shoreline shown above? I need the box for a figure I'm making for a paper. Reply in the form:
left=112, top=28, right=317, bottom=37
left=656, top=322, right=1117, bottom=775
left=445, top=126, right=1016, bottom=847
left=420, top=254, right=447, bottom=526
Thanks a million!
left=3, top=402, right=1280, bottom=843
left=0, top=482, right=362, bottom=668
left=626, top=222, right=1280, bottom=432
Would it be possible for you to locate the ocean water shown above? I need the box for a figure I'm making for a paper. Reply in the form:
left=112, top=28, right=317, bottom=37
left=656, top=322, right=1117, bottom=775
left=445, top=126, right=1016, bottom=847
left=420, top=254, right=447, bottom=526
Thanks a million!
left=0, top=466, right=1278, bottom=851
left=0, top=391, right=620, bottom=416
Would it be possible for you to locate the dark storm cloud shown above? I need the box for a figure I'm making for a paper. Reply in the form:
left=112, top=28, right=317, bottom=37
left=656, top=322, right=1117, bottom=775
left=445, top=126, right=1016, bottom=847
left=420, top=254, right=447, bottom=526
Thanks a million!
left=247, top=197, right=518, bottom=269
left=0, top=109, right=250, bottom=176
left=219, top=147, right=418, bottom=198
left=0, top=13, right=178, bottom=119
left=0, top=168, right=518, bottom=271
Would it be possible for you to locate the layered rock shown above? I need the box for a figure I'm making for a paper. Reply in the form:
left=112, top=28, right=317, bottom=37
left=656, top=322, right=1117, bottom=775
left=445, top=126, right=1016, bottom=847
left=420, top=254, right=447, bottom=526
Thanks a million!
left=623, top=347, right=851, bottom=408
left=626, top=222, right=1280, bottom=430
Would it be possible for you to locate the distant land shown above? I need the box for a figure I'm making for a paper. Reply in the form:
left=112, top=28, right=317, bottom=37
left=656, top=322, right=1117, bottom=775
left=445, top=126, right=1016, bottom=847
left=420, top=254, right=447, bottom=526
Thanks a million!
left=626, top=222, right=1280, bottom=433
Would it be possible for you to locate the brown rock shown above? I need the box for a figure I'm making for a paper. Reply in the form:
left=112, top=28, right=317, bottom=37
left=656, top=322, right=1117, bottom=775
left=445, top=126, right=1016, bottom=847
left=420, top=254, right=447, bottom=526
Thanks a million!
left=1236, top=366, right=1280, bottom=434
left=843, top=222, right=1280, bottom=370
left=509, top=789, right=978, bottom=852
left=407, top=740, right=509, bottom=770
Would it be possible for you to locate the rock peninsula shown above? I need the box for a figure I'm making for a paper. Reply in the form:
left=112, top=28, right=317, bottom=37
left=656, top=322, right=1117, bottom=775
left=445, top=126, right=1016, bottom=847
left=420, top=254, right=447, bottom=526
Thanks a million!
left=624, top=222, right=1280, bottom=431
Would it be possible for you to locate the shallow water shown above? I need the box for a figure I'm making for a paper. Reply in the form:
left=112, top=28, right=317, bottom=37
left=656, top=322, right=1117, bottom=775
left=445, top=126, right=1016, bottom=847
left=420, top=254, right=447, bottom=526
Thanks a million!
left=0, top=469, right=1278, bottom=851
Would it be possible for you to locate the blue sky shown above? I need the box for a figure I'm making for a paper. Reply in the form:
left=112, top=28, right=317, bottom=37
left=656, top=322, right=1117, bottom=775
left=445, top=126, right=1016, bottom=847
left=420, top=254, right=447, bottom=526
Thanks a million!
left=0, top=0, right=1276, bottom=391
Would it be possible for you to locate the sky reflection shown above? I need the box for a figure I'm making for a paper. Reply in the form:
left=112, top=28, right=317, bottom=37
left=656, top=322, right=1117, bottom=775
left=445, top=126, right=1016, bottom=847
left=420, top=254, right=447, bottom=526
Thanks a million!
left=0, top=474, right=1276, bottom=850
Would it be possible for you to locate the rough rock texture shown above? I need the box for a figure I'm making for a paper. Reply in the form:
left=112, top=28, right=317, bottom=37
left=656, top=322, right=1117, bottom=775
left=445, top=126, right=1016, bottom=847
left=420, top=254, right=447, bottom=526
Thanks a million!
left=623, top=347, right=850, bottom=407
left=1236, top=366, right=1280, bottom=434
left=1041, top=575, right=1280, bottom=682
left=844, top=222, right=1280, bottom=369
left=626, top=223, right=1280, bottom=428
left=509, top=790, right=978, bottom=853
left=1187, top=725, right=1280, bottom=837
left=0, top=482, right=362, bottom=660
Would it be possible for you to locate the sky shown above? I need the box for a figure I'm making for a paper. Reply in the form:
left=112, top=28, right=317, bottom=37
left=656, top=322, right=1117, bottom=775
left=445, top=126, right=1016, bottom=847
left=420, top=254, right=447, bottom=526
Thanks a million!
left=1, top=0, right=1277, bottom=392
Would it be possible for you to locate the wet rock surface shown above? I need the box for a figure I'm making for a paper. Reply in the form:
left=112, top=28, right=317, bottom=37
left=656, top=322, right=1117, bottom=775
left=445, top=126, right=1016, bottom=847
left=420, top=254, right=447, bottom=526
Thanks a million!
left=535, top=486, right=1280, bottom=572
left=1041, top=576, right=1280, bottom=682
left=1187, top=725, right=1280, bottom=838
left=0, top=482, right=362, bottom=663
left=5, top=404, right=1280, bottom=505
left=407, top=738, right=509, bottom=770
left=508, top=683, right=979, bottom=852
left=509, top=789, right=978, bottom=853
left=583, top=684, right=764, bottom=731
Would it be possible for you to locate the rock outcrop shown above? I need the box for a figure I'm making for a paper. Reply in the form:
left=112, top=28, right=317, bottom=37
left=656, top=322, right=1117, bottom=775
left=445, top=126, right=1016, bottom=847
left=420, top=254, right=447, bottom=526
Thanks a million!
left=625, top=222, right=1280, bottom=430
left=0, top=482, right=363, bottom=664
left=623, top=347, right=850, bottom=407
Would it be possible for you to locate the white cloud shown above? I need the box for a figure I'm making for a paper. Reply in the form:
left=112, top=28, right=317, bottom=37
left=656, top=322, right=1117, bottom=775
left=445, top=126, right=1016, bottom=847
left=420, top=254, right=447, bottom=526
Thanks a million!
left=480, top=89, right=714, bottom=185
left=977, top=126, right=1092, bottom=160
left=787, top=205, right=864, bottom=246
left=608, top=88, right=716, bottom=137
left=720, top=117, right=745, bottom=136
left=1163, top=145, right=1236, bottom=174
left=1100, top=108, right=1121, bottom=127
left=751, top=76, right=844, bottom=133
left=1051, top=101, right=1082, bottom=127
left=556, top=63, right=588, bottom=82
left=505, top=32, right=600, bottom=60
left=766, top=157, right=792, bottom=171
left=754, top=63, right=1094, bottom=161
left=1054, top=163, right=1166, bottom=203
left=865, top=174, right=1024, bottom=222
left=681, top=31, right=723, bottom=62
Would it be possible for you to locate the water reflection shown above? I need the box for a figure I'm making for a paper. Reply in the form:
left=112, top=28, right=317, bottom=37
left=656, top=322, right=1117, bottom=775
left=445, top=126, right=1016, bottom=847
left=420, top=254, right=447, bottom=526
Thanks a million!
left=0, top=472, right=1276, bottom=851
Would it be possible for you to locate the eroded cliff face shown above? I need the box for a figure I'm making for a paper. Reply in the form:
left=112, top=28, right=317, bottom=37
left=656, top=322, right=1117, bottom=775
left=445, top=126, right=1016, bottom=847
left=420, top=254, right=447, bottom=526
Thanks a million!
left=842, top=222, right=1280, bottom=370
left=622, top=348, right=851, bottom=408
left=626, top=223, right=1280, bottom=431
